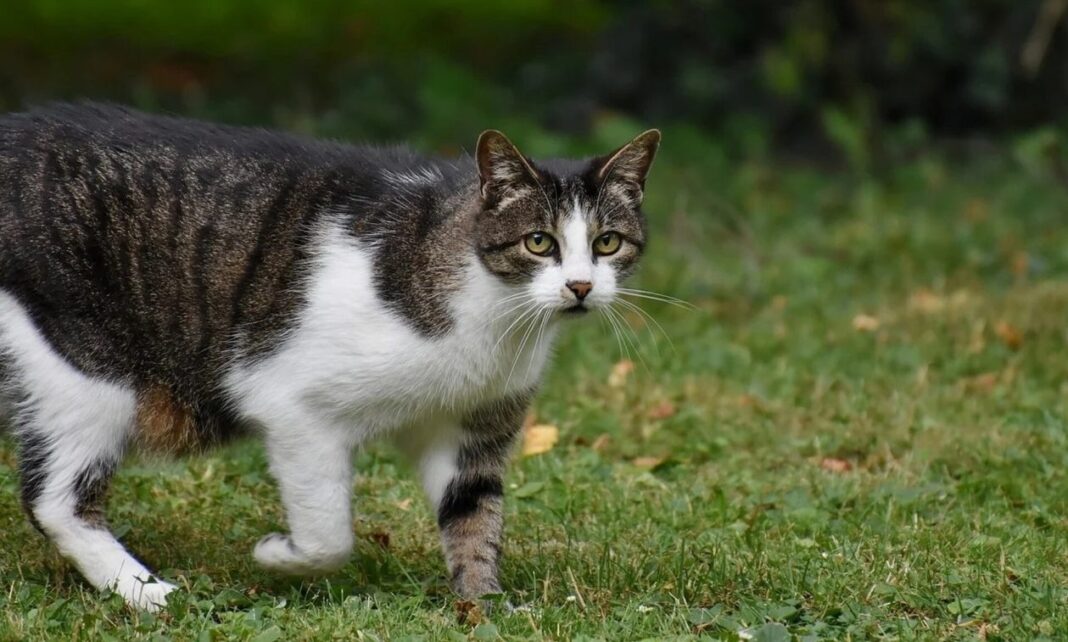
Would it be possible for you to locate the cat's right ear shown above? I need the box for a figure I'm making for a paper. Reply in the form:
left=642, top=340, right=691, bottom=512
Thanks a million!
left=476, top=130, right=542, bottom=206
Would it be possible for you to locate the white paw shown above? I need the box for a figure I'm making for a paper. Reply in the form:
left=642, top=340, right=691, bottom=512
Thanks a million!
left=254, top=532, right=301, bottom=572
left=115, top=576, right=178, bottom=612
left=253, top=532, right=349, bottom=575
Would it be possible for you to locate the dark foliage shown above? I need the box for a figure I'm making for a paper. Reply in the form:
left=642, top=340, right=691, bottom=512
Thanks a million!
left=1, top=1, right=1064, bottom=147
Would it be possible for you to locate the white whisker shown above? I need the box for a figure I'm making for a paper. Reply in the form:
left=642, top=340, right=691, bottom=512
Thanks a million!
left=616, top=288, right=698, bottom=310
left=607, top=303, right=649, bottom=373
left=613, top=297, right=676, bottom=356
left=505, top=305, right=547, bottom=389
left=491, top=301, right=541, bottom=352
left=600, top=305, right=630, bottom=364
left=525, top=308, right=553, bottom=379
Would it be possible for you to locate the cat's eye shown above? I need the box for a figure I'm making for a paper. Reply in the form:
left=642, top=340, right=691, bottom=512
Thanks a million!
left=524, top=232, right=556, bottom=256
left=593, top=232, right=622, bottom=256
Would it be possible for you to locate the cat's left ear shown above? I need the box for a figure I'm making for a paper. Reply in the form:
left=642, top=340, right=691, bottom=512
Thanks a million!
left=591, top=129, right=662, bottom=204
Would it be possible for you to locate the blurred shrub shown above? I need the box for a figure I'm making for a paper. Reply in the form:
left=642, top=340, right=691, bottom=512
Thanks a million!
left=584, top=0, right=1067, bottom=154
left=1, top=0, right=1065, bottom=155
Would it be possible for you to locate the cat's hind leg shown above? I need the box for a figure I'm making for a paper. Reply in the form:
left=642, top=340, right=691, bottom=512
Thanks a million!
left=17, top=412, right=176, bottom=611
left=1, top=293, right=175, bottom=611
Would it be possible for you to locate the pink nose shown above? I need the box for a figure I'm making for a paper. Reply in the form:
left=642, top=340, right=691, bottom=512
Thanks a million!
left=567, top=281, right=593, bottom=300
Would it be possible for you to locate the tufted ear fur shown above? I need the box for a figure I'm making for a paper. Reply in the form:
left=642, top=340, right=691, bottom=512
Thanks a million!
left=475, top=130, right=542, bottom=206
left=591, top=129, right=661, bottom=205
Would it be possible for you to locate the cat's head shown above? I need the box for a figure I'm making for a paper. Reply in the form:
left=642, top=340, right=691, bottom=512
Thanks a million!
left=474, top=129, right=660, bottom=315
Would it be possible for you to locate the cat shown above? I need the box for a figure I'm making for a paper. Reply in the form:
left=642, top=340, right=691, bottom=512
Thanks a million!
left=0, top=103, right=659, bottom=611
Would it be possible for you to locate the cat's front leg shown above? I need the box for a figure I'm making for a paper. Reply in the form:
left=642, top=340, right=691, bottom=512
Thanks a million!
left=254, top=415, right=355, bottom=575
left=406, top=396, right=528, bottom=599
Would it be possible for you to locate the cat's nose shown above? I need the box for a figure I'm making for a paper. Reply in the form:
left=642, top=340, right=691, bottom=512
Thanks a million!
left=566, top=280, right=593, bottom=301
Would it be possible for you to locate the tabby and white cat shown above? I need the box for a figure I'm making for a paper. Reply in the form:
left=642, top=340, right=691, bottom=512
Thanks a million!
left=0, top=104, right=659, bottom=610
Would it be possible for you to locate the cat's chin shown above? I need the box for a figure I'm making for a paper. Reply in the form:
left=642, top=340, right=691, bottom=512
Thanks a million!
left=561, top=305, right=590, bottom=316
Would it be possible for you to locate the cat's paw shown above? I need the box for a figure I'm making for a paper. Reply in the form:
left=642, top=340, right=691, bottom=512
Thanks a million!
left=115, top=576, right=178, bottom=612
left=253, top=532, right=350, bottom=575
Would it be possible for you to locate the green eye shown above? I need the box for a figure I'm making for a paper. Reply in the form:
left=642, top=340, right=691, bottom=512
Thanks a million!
left=593, top=232, right=622, bottom=256
left=524, top=232, right=556, bottom=256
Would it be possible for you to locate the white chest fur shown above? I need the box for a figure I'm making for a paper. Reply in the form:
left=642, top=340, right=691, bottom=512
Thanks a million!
left=224, top=227, right=556, bottom=439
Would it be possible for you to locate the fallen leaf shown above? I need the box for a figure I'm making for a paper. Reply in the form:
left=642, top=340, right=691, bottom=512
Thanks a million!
left=908, top=289, right=945, bottom=314
left=608, top=359, right=635, bottom=387
left=591, top=434, right=611, bottom=452
left=994, top=321, right=1023, bottom=349
left=736, top=394, right=759, bottom=408
left=368, top=531, right=390, bottom=549
left=632, top=456, right=665, bottom=469
left=394, top=498, right=413, bottom=511
left=820, top=457, right=852, bottom=473
left=455, top=599, right=485, bottom=625
left=647, top=401, right=677, bottom=420
left=962, top=371, right=999, bottom=393
left=522, top=424, right=559, bottom=456
left=852, top=314, right=880, bottom=332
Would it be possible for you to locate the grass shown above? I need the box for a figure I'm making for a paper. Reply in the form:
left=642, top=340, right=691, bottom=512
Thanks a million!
left=2, top=135, right=1068, bottom=641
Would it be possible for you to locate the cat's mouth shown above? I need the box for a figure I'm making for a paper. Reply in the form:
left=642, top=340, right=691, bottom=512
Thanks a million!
left=562, top=304, right=589, bottom=315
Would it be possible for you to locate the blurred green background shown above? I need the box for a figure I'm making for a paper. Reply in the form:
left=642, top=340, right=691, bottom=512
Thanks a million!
left=4, top=0, right=1067, bottom=164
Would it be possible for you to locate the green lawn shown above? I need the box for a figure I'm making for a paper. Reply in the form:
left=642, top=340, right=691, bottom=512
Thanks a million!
left=2, top=139, right=1068, bottom=641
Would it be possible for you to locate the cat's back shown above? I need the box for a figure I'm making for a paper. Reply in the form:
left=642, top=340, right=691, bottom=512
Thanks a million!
left=0, top=102, right=405, bottom=178
left=0, top=103, right=440, bottom=228
left=0, top=103, right=432, bottom=402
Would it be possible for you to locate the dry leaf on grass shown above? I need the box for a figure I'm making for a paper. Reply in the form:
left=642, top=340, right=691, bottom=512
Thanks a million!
left=522, top=424, right=559, bottom=456
left=647, top=401, right=677, bottom=420
left=962, top=371, right=1000, bottom=393
left=455, top=599, right=485, bottom=625
left=591, top=434, right=611, bottom=452
left=994, top=321, right=1022, bottom=349
left=820, top=458, right=853, bottom=473
left=908, top=289, right=945, bottom=314
left=608, top=359, right=635, bottom=387
left=633, top=456, right=666, bottom=469
left=852, top=314, right=880, bottom=332
left=394, top=498, right=412, bottom=511
left=736, top=394, right=760, bottom=409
